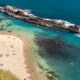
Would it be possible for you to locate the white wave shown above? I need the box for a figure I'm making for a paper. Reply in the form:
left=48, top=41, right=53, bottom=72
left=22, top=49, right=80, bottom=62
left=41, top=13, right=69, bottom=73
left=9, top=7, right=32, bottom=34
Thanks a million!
left=43, top=18, right=75, bottom=27
left=25, top=9, right=32, bottom=14
left=28, top=13, right=37, bottom=17
left=54, top=19, right=75, bottom=27
left=75, top=34, right=80, bottom=37
left=25, top=9, right=37, bottom=17
left=43, top=18, right=54, bottom=21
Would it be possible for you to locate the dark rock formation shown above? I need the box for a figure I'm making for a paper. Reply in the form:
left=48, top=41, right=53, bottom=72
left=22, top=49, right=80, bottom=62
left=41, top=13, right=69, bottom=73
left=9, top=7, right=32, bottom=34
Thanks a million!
left=0, top=5, right=80, bottom=33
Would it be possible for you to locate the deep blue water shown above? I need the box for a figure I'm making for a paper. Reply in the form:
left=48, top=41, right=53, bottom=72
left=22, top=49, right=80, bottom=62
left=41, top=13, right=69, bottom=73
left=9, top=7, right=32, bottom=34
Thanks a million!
left=0, top=0, right=80, bottom=80
left=0, top=0, right=80, bottom=25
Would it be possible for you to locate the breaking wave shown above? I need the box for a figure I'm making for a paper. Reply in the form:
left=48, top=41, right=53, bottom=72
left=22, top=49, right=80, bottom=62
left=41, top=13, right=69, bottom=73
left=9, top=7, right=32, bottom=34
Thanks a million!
left=43, top=18, right=75, bottom=27
left=75, top=34, right=80, bottom=37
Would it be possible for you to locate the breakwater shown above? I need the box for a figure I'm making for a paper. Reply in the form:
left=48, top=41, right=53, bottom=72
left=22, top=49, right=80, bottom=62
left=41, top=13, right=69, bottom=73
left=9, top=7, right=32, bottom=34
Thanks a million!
left=0, top=5, right=80, bottom=33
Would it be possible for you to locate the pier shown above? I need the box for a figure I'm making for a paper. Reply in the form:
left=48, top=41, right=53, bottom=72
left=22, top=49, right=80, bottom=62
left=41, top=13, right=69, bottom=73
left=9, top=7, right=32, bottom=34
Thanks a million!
left=0, top=5, right=80, bottom=33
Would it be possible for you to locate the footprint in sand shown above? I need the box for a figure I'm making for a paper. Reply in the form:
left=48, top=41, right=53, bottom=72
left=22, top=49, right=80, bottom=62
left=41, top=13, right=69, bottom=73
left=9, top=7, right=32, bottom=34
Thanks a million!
left=0, top=54, right=3, bottom=57
left=6, top=54, right=9, bottom=57
left=13, top=53, right=15, bottom=55
left=10, top=45, right=14, bottom=48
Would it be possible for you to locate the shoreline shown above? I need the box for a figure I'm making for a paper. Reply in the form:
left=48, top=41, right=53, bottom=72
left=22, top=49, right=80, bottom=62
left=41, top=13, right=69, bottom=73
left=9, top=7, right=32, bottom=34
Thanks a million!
left=0, top=31, right=46, bottom=80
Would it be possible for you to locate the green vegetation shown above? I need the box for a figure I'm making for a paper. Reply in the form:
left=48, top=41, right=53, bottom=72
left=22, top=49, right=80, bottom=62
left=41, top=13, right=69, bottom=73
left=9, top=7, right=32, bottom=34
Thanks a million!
left=0, top=69, right=20, bottom=80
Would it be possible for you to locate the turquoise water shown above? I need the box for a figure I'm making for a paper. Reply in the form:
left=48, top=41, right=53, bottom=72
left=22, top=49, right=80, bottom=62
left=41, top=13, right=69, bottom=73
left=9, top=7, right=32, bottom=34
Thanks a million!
left=0, top=0, right=80, bottom=80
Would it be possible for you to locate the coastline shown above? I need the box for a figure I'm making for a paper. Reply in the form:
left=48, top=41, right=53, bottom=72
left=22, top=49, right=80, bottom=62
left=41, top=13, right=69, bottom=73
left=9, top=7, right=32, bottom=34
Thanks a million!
left=0, top=5, right=80, bottom=33
left=0, top=1, right=79, bottom=80
left=0, top=31, right=46, bottom=80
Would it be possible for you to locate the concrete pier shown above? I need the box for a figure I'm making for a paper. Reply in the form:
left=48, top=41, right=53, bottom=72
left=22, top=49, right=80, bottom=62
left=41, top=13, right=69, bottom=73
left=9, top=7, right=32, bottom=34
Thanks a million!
left=0, top=5, right=80, bottom=33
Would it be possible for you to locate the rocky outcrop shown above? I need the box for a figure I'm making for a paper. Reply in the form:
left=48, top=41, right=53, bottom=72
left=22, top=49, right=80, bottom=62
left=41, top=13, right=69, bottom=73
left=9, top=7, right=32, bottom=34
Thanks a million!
left=0, top=5, right=80, bottom=33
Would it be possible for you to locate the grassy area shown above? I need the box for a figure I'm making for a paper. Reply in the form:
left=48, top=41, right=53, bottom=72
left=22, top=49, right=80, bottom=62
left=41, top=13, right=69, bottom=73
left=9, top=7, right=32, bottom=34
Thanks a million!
left=0, top=69, right=20, bottom=80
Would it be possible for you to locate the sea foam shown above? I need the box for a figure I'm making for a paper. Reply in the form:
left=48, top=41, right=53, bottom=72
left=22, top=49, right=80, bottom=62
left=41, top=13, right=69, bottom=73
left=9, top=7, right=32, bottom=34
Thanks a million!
left=75, top=34, right=80, bottom=37
left=43, top=18, right=75, bottom=27
left=54, top=19, right=75, bottom=26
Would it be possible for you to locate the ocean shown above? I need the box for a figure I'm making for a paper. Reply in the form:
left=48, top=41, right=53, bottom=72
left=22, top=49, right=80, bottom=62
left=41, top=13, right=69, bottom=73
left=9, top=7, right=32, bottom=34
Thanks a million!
left=0, top=0, right=80, bottom=80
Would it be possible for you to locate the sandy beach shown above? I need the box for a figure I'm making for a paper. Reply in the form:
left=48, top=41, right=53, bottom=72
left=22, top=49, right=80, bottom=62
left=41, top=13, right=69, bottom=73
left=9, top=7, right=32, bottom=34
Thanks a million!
left=0, top=34, right=30, bottom=80
left=0, top=32, right=45, bottom=80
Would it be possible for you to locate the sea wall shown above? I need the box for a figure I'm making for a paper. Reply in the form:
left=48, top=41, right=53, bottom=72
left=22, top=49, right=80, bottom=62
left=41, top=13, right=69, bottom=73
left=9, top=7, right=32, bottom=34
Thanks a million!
left=0, top=5, right=80, bottom=33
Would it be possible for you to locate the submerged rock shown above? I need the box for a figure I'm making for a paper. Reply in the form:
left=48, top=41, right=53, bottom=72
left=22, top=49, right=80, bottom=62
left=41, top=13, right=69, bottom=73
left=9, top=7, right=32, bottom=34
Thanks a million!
left=46, top=71, right=58, bottom=80
left=8, top=30, right=12, bottom=33
left=37, top=63, right=59, bottom=80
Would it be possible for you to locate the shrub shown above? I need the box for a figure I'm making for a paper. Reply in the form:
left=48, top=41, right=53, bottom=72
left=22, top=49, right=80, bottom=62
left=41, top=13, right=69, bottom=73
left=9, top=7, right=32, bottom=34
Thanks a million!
left=0, top=69, right=20, bottom=80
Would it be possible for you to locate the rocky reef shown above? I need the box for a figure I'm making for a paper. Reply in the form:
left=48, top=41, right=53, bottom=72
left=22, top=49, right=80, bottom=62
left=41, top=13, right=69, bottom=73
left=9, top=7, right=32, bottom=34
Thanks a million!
left=34, top=37, right=80, bottom=80
left=0, top=5, right=80, bottom=33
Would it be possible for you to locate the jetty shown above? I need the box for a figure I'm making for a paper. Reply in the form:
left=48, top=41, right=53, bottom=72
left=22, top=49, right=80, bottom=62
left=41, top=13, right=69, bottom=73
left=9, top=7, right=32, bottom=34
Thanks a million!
left=0, top=5, right=80, bottom=33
